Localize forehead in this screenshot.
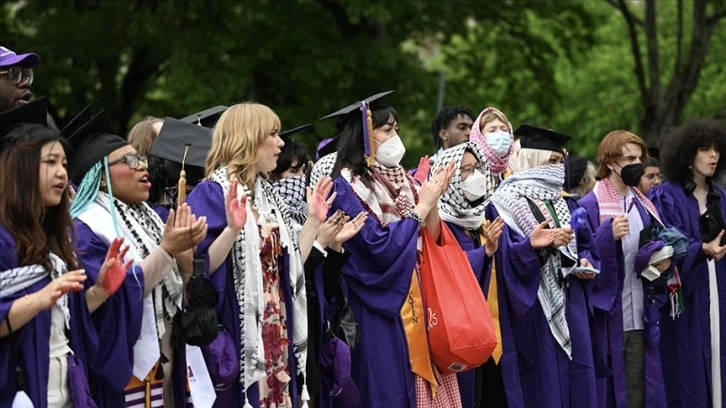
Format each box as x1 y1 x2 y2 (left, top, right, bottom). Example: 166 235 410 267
449 114 473 126
41 140 67 156
461 151 478 164
620 143 643 157
108 144 137 160
482 118 507 129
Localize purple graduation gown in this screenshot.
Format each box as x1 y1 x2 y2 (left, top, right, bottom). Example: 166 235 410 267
649 181 726 407
73 220 146 407
488 200 600 408
186 180 300 408
578 191 667 408
0 226 98 408
324 177 423 408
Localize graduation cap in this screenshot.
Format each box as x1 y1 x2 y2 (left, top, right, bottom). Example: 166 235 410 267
566 156 589 191
280 123 313 141
515 124 572 155
150 117 212 203
180 105 228 128
320 90 395 166
316 136 338 159
67 110 128 184
0 96 51 150
60 104 93 138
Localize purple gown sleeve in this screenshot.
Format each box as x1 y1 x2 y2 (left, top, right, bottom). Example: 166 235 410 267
329 178 421 318
649 185 707 295
487 205 542 320
73 220 145 393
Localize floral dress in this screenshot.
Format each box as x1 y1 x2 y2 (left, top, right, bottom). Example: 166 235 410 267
258 225 292 407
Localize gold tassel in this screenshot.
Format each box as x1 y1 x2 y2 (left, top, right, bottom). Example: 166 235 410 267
178 144 191 205
366 108 376 166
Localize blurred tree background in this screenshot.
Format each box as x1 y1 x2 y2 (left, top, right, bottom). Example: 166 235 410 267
2 0 724 167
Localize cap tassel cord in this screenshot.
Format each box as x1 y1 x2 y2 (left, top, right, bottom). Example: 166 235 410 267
361 102 376 166
178 144 191 205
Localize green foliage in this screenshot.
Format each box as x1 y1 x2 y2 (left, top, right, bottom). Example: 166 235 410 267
2 0 724 167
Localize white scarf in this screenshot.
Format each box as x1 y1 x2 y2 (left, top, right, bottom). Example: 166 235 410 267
432 142 494 229
0 252 71 330
210 166 307 392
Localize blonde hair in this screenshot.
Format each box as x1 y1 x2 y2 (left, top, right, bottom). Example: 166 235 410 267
127 116 163 155
205 103 281 190
479 110 510 131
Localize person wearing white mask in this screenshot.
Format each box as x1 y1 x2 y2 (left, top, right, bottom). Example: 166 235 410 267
431 141 512 407
324 91 461 408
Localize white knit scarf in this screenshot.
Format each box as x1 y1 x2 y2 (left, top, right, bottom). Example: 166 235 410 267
491 164 577 359
210 166 307 393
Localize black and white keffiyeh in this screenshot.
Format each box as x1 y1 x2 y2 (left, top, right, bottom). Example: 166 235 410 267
432 142 495 229
491 164 577 359
309 152 337 187
0 253 71 330
211 166 307 392
272 175 308 228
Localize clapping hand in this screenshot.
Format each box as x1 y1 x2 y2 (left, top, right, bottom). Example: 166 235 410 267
160 203 208 256
307 177 337 223
226 179 247 233
97 237 132 295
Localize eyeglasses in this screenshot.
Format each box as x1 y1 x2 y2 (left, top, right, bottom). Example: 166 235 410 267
460 162 487 175
0 66 34 85
108 153 147 170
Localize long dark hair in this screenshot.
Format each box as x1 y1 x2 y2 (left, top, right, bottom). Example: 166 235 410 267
661 119 726 186
0 124 79 271
332 104 399 187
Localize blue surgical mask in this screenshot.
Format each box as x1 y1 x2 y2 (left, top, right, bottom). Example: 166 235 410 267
485 131 512 157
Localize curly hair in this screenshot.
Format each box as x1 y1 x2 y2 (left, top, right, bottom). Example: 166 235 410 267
661 119 726 186
430 106 473 150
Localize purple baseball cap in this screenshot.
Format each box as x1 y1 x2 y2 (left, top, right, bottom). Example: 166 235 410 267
0 46 40 68
320 336 360 407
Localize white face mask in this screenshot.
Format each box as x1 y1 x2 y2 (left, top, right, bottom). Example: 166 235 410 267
462 169 488 201
375 135 406 167
485 131 512 157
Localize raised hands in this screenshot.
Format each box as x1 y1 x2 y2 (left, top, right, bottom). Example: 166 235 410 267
316 210 349 248
482 217 505 257
530 221 556 248
334 212 368 246
97 237 132 295
38 270 86 310
413 155 431 184
160 203 208 256
419 163 456 211
226 179 247 233
307 177 337 223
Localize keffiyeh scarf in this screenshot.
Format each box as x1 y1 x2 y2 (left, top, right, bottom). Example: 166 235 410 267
594 178 662 225
272 175 308 228
310 153 337 187
432 142 494 229
342 163 418 225
468 107 514 174
491 164 577 358
210 166 307 393
0 252 71 330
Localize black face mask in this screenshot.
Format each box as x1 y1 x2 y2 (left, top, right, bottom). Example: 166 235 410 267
618 163 645 187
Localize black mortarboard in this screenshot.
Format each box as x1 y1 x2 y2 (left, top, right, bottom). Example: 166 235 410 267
280 123 313 142
0 97 48 136
515 124 572 155
151 117 211 169
319 91 395 121
67 110 128 184
180 106 228 129
319 91 395 165
0 97 52 151
566 156 588 190
60 104 93 138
